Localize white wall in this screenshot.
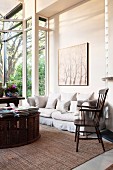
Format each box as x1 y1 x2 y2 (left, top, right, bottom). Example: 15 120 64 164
49 0 105 95
105 0 113 131
49 0 113 131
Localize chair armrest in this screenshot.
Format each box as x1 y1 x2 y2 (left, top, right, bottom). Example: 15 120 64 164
79 108 101 112
77 99 97 108
77 105 96 109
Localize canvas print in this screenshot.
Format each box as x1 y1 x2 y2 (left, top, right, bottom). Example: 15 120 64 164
58 43 88 86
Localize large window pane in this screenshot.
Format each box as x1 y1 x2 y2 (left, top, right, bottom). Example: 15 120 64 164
0 41 3 82
9 9 23 19
0 21 3 30
0 4 23 96
26 29 32 97
4 21 22 31
39 30 46 96
6 34 23 96
26 18 32 28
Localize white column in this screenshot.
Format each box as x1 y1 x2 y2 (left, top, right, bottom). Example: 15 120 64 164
105 0 109 87
32 0 39 96
22 2 27 98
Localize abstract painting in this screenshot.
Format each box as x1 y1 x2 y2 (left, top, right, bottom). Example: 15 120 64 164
58 43 89 86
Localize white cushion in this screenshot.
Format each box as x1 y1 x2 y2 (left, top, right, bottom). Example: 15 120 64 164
82 101 90 107
80 102 91 120
68 101 79 115
27 97 36 106
56 99 70 113
45 98 57 109
52 111 78 121
39 108 56 118
45 93 60 109
35 96 48 108
61 92 77 101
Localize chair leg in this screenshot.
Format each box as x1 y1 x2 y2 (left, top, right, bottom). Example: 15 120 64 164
96 126 105 152
95 126 101 143
75 126 78 142
76 125 80 152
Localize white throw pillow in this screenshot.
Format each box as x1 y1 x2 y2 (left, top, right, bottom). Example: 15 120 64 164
35 96 48 108
69 101 79 115
45 98 57 109
56 99 70 113
45 93 61 109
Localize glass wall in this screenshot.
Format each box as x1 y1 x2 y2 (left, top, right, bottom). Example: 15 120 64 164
26 17 47 97
39 30 46 96
0 4 48 98
0 16 4 82
38 17 48 96
0 4 23 96
0 38 3 82
26 29 32 97
6 33 23 95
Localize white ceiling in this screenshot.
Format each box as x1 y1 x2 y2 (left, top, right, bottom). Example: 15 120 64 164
0 0 20 16
0 0 87 18
37 0 87 18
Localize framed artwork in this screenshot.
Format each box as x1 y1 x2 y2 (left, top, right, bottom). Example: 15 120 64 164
58 43 89 86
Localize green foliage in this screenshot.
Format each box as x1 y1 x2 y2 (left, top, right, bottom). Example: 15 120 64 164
9 55 45 97
27 62 32 97
39 56 45 96
9 64 22 96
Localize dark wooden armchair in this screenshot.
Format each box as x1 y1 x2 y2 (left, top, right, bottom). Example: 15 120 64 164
74 88 109 152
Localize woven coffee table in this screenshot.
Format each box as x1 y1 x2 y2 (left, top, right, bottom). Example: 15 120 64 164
0 108 40 148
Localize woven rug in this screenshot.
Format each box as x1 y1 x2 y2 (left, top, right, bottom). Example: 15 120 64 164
105 164 113 170
0 125 113 170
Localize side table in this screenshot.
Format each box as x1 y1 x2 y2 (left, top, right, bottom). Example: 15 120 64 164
0 97 25 107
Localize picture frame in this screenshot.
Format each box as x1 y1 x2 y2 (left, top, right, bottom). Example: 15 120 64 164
58 43 89 86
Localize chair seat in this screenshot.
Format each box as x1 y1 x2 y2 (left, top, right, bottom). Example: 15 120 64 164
74 119 99 127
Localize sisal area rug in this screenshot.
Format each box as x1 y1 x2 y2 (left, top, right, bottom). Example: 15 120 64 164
0 125 113 170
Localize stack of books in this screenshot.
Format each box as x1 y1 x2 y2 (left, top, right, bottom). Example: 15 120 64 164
0 107 15 118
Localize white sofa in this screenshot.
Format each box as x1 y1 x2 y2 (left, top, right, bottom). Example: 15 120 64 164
27 92 106 132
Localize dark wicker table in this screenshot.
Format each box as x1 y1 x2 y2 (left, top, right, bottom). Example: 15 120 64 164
0 109 40 148
0 96 25 107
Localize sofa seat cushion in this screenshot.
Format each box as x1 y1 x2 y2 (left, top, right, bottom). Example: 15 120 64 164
52 111 79 122
39 108 56 118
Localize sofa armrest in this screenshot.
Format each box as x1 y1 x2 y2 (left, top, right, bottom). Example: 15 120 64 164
27 97 36 106
27 95 48 108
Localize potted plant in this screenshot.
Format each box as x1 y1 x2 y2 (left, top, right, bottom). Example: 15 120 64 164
5 84 19 97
